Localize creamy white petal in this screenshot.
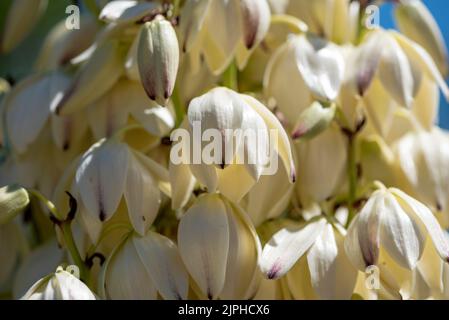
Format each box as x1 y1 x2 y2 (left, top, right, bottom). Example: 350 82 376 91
260 218 326 279
356 191 383 267
380 193 425 270
124 154 160 235
177 194 229 299
75 141 129 222
378 33 415 108
105 239 157 299
133 232 189 300
100 0 158 24
392 31 449 101
243 94 296 183
391 188 449 263
55 40 125 115
294 34 345 101
220 202 258 299
6 72 69 154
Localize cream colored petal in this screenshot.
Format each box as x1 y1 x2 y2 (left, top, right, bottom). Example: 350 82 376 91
219 203 258 299
177 194 229 299
378 34 415 108
391 188 449 263
260 218 326 279
294 34 345 101
105 238 158 299
124 154 160 236
133 231 189 300
380 193 425 270
100 1 158 24
55 40 126 115
75 141 129 222
243 94 296 183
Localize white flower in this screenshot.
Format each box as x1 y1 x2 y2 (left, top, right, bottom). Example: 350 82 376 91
138 15 179 106
21 266 96 300
394 127 449 226
179 0 271 74
260 217 358 300
170 87 295 205
344 187 449 271
100 230 189 300
395 0 448 76
74 139 169 241
177 193 261 299
295 125 347 205
264 34 344 124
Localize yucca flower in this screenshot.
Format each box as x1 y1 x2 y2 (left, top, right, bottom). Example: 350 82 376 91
21 266 96 300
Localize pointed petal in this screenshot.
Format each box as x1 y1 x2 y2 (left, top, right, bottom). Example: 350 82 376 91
55 40 126 115
99 0 158 24
242 94 296 183
392 31 449 101
177 194 230 299
294 34 345 101
239 0 271 50
124 154 161 236
356 191 383 267
75 141 129 222
394 0 448 77
378 34 415 108
260 218 327 279
380 193 425 270
133 232 189 300
105 239 158 299
6 72 69 154
169 160 195 210
391 188 449 263
178 0 212 53
219 203 259 299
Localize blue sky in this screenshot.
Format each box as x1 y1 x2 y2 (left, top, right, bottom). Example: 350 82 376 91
380 0 449 129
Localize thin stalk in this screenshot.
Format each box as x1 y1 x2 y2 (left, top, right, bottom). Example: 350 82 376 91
346 134 358 227
61 222 89 282
172 85 184 128
27 189 89 282
223 62 238 91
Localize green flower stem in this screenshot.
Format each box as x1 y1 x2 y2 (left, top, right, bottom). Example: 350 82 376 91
172 85 184 128
27 189 59 220
27 189 89 282
223 62 238 91
346 134 358 227
60 222 89 282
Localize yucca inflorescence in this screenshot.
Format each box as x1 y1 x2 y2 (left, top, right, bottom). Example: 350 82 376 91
0 0 449 300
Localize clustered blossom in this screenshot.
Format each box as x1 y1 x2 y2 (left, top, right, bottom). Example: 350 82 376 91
0 0 448 301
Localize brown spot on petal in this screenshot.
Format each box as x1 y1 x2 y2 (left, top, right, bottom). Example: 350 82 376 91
99 209 106 222
267 263 281 280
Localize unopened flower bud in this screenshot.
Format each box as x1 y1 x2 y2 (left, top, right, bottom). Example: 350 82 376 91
291 102 336 140
138 15 179 106
0 185 29 225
